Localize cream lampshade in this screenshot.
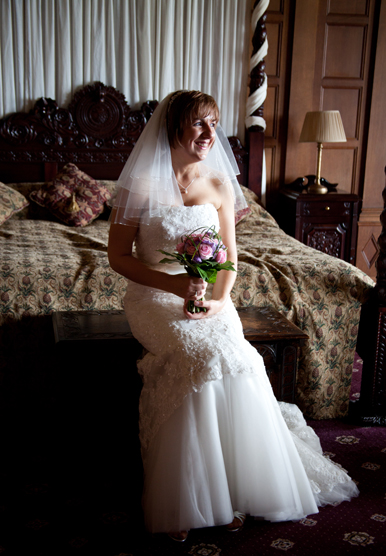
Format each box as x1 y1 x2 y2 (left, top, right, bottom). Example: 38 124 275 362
299 111 347 194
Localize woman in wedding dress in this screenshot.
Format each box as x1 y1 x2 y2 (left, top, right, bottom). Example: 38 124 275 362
108 90 359 542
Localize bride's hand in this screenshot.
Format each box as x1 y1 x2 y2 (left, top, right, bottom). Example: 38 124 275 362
183 297 226 319
169 275 207 300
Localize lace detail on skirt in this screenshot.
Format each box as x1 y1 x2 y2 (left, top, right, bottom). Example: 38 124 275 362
279 402 359 503
126 290 267 451
122 203 270 451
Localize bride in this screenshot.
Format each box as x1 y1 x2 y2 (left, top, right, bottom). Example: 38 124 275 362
108 90 358 542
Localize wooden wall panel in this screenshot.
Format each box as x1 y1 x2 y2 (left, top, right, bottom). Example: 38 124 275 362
268 0 283 12
265 23 280 77
323 148 357 188
282 0 325 195
264 147 274 193
356 0 386 277
265 0 382 275
323 87 362 139
328 0 369 16
321 9 373 197
322 87 361 139
264 0 295 206
324 25 366 79
284 0 376 195
264 85 277 139
357 221 381 278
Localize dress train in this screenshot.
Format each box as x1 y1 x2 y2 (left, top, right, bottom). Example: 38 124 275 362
141 375 358 533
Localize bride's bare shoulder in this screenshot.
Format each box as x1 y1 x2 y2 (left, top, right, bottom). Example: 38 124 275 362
200 164 230 188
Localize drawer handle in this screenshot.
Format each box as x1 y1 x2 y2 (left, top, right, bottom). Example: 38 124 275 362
324 206 331 211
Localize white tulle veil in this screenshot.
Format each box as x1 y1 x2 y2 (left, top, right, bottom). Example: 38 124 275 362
110 91 248 226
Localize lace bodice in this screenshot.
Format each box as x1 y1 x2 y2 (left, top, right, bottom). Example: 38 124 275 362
135 203 220 267
124 204 268 451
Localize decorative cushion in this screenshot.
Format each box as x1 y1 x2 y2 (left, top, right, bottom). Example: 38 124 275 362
235 205 252 225
0 182 29 225
29 164 112 227
7 183 55 221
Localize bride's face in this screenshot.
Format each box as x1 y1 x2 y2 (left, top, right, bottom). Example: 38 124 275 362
178 114 217 162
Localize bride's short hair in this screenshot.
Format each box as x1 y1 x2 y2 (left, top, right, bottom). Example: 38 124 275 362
166 90 220 149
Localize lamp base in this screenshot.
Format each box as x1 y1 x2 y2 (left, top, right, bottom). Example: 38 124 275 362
307 182 328 194
305 175 338 190
286 175 338 192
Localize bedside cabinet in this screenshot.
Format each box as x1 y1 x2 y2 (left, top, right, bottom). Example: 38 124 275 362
278 188 360 265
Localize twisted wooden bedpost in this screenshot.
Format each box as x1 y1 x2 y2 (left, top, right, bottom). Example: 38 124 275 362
352 169 386 424
245 0 269 198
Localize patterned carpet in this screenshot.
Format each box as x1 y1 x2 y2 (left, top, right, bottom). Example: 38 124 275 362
1 354 386 555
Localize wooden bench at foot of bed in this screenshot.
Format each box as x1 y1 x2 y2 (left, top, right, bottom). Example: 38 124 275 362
51 306 307 491
52 306 308 405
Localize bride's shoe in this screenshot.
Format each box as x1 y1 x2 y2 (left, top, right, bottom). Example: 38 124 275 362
226 511 246 532
168 530 189 542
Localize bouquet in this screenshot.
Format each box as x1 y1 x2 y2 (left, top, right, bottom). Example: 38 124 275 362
158 226 236 313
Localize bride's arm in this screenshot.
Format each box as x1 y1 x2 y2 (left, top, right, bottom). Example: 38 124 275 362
108 209 206 301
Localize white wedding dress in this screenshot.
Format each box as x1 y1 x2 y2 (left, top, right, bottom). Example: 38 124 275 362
123 203 359 533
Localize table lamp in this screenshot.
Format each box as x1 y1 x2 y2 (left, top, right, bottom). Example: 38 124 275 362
299 110 347 194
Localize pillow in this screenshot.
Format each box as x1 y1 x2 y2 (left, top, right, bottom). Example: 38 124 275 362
235 205 252 225
235 185 259 225
30 164 112 227
6 182 56 221
0 182 29 224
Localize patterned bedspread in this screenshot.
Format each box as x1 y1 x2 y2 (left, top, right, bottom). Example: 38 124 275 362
234 188 374 419
0 185 374 419
0 218 126 320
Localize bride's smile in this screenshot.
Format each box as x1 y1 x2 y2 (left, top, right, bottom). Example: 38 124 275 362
178 115 217 161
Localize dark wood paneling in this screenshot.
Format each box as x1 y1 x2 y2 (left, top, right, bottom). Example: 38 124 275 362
283 0 378 204
322 87 361 139
264 0 295 207
268 0 284 12
355 0 385 275
328 0 369 16
266 0 383 277
321 6 375 196
324 24 366 79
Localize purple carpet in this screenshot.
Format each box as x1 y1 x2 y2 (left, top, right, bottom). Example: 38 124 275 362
1 355 385 555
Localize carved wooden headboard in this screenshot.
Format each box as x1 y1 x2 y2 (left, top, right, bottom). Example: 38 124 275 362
0 0 269 195
0 81 251 193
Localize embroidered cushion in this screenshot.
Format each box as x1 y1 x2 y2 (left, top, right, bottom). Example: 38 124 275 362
235 206 251 225
30 164 112 227
0 182 29 225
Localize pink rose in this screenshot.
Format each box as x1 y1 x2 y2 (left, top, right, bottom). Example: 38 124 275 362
199 243 213 260
215 249 227 264
176 242 185 255
185 240 197 256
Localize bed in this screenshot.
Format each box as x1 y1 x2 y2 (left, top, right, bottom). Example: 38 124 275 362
1 79 379 423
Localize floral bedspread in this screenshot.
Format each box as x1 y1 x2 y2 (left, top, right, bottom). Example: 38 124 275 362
233 188 374 419
0 184 374 419
0 218 126 321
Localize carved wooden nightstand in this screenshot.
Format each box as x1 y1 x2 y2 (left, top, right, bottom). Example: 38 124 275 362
278 188 360 265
